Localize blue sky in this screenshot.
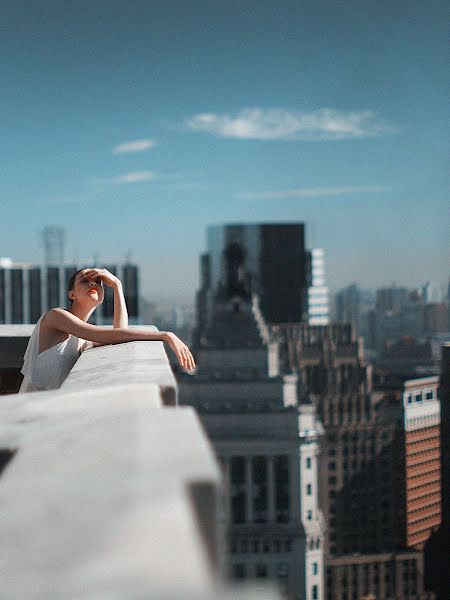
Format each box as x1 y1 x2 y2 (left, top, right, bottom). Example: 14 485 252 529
1 0 448 302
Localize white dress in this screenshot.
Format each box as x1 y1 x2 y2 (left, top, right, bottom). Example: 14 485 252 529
19 314 93 393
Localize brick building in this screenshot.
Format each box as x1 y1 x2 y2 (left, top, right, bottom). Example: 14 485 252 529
273 323 438 600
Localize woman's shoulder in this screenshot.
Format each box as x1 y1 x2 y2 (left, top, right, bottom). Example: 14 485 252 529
43 307 69 318
41 307 71 325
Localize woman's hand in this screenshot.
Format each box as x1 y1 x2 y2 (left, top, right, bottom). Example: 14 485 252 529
164 332 196 372
85 268 121 289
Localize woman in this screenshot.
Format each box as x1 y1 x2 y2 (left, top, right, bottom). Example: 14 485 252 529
19 267 195 393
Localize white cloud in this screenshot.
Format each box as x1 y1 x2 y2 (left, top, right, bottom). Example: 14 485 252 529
112 139 157 154
237 185 390 200
110 171 157 184
184 108 393 140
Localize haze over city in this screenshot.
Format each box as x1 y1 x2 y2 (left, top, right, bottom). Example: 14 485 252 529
1 1 448 302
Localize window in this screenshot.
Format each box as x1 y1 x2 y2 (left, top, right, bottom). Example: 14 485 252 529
277 563 289 578
307 484 312 495
312 584 319 599
252 456 268 523
232 564 246 580
307 510 313 520
415 393 423 403
256 564 267 578
230 457 246 524
426 390 434 400
312 562 318 575
306 457 312 469
274 455 290 523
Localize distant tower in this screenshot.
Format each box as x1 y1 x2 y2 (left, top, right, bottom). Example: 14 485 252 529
307 248 330 325
41 226 65 266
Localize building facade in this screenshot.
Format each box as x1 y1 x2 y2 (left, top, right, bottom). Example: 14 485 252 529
423 344 450 600
306 249 330 327
197 223 308 330
335 284 362 335
183 259 326 599
326 551 434 600
0 259 140 324
273 323 438 600
402 377 441 549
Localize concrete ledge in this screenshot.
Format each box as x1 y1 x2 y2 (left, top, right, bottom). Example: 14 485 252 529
0 339 281 599
64 337 178 406
0 387 221 599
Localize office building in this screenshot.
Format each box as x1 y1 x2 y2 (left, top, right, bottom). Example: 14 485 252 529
0 259 140 324
335 284 362 335
326 551 434 600
273 324 437 600
423 303 448 337
376 287 409 314
423 344 450 600
197 223 308 328
183 244 325 599
373 376 441 550
307 249 329 326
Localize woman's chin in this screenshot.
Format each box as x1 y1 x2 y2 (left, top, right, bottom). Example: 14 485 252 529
86 294 102 305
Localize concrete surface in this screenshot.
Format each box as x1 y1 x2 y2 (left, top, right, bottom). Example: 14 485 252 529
0 340 281 600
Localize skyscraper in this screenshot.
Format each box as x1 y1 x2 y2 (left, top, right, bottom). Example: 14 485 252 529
181 250 325 599
273 324 437 600
199 223 308 328
335 284 362 335
307 249 330 326
0 259 140 324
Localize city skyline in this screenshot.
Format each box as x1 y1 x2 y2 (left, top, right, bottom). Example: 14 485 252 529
1 1 448 302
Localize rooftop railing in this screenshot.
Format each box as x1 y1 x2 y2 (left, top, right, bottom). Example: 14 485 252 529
0 331 280 600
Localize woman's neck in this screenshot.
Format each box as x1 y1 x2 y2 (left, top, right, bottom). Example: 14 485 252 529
68 303 97 323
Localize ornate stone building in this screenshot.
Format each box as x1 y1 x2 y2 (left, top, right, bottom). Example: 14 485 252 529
181 246 325 600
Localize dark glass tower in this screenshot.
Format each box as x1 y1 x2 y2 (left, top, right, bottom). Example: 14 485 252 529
122 264 139 319
200 223 307 328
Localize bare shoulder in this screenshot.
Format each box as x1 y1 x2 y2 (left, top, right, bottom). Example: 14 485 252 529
42 308 114 344
43 307 76 326
44 307 93 338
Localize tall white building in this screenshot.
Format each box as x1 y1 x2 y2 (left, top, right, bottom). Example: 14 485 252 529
0 258 140 325
307 249 329 326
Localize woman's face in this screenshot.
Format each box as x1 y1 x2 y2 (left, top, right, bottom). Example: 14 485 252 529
70 269 105 305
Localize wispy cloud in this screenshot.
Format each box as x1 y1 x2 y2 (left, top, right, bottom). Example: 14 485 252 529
112 139 157 154
184 108 393 141
110 170 157 184
89 171 157 185
237 185 390 200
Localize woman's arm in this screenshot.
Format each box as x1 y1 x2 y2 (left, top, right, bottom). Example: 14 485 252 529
112 281 128 328
83 268 128 328
45 308 195 371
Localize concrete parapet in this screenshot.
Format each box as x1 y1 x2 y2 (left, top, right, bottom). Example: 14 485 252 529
64 336 178 406
0 340 280 599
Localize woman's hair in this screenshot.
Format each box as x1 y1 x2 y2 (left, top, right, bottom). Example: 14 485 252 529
67 268 86 305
